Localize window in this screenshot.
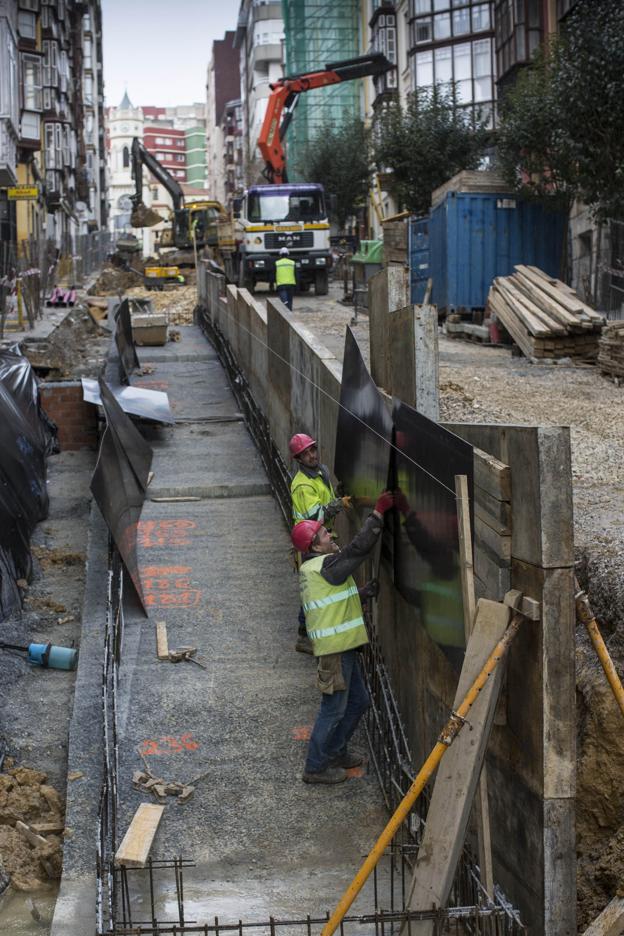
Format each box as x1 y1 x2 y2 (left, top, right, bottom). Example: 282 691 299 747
21 111 40 140
413 0 431 11
452 6 471 35
435 45 453 84
472 3 490 30
433 0 450 9
122 145 129 168
83 37 92 70
453 41 472 102
18 11 37 40
42 39 58 87
414 17 432 43
83 74 93 104
19 0 40 11
473 38 492 101
415 49 433 88
433 12 451 39
22 53 43 111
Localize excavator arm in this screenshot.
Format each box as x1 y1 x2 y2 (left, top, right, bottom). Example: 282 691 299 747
257 53 393 184
130 137 185 227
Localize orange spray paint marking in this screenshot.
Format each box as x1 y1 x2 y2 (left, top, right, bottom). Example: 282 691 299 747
138 519 196 548
292 725 312 741
135 379 169 391
346 765 366 779
139 733 199 757
142 565 201 608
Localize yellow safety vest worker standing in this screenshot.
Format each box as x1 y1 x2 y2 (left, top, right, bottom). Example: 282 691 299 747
275 248 296 310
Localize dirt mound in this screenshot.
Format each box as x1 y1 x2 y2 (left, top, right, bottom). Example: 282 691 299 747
0 765 64 892
576 639 624 928
22 307 109 380
87 266 143 296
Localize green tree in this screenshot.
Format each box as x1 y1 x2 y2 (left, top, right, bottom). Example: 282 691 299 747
372 85 490 215
496 0 624 221
496 43 578 212
555 0 624 220
298 118 371 229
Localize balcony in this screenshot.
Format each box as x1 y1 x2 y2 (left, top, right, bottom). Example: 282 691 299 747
251 42 282 68
252 2 282 23
0 121 18 186
19 111 41 149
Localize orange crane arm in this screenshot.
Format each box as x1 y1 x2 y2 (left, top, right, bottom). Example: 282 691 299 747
257 53 393 184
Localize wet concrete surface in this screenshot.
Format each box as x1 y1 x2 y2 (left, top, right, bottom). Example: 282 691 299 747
52 322 388 933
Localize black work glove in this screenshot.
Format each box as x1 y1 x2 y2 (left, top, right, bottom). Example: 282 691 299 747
323 497 345 521
359 579 379 601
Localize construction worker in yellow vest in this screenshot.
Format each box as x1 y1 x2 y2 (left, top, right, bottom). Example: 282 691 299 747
274 247 297 310
289 432 351 654
291 490 394 784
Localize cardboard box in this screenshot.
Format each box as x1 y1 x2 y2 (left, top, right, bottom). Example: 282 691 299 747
131 313 168 346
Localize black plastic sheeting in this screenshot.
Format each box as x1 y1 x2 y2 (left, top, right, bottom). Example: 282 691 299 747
334 327 393 506
392 400 473 666
0 345 58 620
334 328 473 668
90 377 152 613
114 298 140 384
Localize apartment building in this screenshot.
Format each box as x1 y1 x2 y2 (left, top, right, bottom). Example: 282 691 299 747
234 0 284 184
0 0 107 263
206 30 240 203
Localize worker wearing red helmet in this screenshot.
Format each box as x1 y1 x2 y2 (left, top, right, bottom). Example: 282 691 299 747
293 490 395 784
289 432 351 654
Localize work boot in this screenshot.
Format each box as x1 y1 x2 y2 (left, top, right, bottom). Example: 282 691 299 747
295 634 314 655
329 750 365 769
302 766 347 785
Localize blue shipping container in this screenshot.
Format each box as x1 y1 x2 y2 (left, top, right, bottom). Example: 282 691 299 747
426 192 566 312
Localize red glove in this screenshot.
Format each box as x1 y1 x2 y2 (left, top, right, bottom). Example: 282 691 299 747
374 492 395 515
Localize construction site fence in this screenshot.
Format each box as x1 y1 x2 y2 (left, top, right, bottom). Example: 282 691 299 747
0 230 116 337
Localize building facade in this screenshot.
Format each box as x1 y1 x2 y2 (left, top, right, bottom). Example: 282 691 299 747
234 0 284 185
0 0 107 266
206 30 241 202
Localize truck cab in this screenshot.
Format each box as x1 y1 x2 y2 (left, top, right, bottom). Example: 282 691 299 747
236 183 331 295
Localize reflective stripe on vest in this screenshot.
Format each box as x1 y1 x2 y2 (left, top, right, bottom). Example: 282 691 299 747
275 257 296 286
299 556 368 656
291 470 335 525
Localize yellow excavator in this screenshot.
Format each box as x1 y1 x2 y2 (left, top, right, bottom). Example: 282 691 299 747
129 137 232 267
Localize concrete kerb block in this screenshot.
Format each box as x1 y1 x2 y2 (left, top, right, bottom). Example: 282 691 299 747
289 318 336 455
318 357 342 480
237 289 253 377
225 284 238 350
248 298 268 414
267 298 293 460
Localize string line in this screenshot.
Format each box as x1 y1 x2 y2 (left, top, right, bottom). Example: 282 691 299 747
209 288 460 500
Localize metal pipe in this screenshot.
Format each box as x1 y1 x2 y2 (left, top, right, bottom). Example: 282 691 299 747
320 615 523 936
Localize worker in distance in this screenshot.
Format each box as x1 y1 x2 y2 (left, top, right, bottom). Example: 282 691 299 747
274 247 297 310
292 490 394 784
289 432 351 654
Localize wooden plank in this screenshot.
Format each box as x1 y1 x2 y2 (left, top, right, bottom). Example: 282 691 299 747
473 447 511 503
156 621 169 661
455 475 494 897
115 803 165 868
525 265 604 322
495 278 567 335
494 279 552 336
474 486 512 536
475 512 512 562
511 270 585 330
474 545 511 601
402 598 511 933
414 304 439 421
582 897 624 936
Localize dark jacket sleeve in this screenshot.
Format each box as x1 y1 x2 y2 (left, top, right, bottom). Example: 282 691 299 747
320 513 383 585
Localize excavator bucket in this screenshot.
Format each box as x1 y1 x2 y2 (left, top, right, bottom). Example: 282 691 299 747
131 202 164 228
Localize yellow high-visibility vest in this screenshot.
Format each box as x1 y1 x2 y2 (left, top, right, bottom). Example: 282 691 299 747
275 257 296 286
300 556 368 657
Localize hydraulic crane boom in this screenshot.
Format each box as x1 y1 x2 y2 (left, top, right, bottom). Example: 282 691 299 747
258 53 393 184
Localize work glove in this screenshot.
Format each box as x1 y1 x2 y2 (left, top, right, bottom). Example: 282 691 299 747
359 579 379 601
374 491 395 516
324 497 346 521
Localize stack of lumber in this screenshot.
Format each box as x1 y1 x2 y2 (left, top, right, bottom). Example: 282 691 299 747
597 320 624 378
487 265 604 361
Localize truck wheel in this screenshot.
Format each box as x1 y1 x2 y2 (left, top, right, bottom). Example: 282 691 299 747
315 270 328 296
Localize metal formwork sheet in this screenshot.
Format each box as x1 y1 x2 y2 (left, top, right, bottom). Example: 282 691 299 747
334 327 392 509
392 400 473 666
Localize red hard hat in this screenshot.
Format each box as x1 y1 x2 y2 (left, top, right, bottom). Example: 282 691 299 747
289 433 316 457
291 520 322 553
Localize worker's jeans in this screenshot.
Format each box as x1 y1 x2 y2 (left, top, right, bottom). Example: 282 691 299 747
277 285 294 310
305 649 370 774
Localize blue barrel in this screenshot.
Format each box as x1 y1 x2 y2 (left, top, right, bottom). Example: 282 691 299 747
28 642 78 670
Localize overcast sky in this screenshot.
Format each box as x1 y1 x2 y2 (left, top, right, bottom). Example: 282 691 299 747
102 0 241 108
